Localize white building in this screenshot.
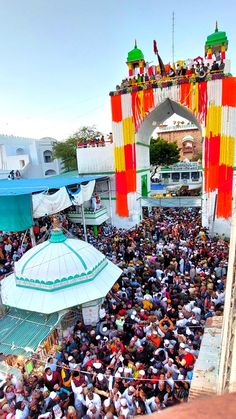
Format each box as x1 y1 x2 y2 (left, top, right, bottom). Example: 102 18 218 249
0 135 61 178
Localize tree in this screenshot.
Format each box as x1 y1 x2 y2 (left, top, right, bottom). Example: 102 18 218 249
53 126 102 172
150 137 180 167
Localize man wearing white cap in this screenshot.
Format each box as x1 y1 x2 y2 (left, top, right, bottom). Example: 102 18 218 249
119 397 132 418
122 386 136 414
85 389 102 411
86 402 100 419
68 355 77 370
176 312 188 327
164 357 176 374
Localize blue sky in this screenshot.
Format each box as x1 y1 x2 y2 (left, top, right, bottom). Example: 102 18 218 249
0 0 234 139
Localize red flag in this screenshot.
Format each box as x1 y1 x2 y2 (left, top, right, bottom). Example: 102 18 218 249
153 40 158 55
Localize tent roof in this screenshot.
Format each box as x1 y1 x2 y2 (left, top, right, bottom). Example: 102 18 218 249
0 308 59 356
0 174 105 196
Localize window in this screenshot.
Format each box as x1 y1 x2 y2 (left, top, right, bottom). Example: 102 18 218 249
191 171 200 181
181 172 190 180
161 173 170 179
43 150 53 163
172 173 180 182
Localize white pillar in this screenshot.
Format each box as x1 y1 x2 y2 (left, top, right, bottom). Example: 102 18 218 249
30 227 36 247
81 203 87 242
108 178 113 224
217 213 236 393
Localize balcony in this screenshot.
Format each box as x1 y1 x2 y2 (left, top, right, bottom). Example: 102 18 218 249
67 206 110 226
77 144 114 175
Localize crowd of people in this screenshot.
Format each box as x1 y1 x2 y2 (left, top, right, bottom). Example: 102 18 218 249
7 171 21 181
117 59 226 91
0 208 229 418
77 134 113 149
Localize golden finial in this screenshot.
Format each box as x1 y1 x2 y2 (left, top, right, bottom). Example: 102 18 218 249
51 215 61 230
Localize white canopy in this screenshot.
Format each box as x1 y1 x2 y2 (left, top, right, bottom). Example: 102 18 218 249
32 180 95 218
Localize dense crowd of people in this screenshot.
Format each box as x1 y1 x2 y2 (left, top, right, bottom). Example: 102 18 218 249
117 59 226 91
0 208 229 418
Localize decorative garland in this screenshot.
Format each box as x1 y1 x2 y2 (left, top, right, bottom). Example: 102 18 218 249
111 76 236 220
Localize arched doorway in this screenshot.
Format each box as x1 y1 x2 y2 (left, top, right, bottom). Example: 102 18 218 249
45 169 56 176
136 98 202 211
111 77 236 234
182 136 194 158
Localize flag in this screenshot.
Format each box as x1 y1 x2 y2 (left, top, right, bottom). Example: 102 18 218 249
153 40 166 77
153 40 158 55
157 53 167 77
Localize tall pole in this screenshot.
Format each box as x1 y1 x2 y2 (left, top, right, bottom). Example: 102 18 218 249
217 212 236 393
81 203 87 242
172 11 175 66
108 178 113 225
30 226 36 247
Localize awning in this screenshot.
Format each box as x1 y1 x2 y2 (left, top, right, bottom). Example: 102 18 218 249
0 175 104 196
0 174 100 231
142 196 202 208
0 308 59 356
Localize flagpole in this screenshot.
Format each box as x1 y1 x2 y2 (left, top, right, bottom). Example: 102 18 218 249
172 11 175 66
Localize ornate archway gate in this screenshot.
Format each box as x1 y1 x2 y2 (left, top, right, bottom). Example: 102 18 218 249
110 76 236 233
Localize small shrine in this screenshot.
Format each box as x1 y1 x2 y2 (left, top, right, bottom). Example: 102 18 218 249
205 21 228 60
1 226 121 315
126 40 146 76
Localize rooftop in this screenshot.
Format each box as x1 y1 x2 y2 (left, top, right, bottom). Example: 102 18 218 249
1 229 122 314
0 174 105 196
0 308 59 356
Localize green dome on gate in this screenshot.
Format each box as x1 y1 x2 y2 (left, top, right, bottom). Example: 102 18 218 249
127 40 144 63
205 22 228 48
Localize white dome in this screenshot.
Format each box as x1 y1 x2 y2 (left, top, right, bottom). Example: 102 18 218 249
15 229 107 291
2 229 122 314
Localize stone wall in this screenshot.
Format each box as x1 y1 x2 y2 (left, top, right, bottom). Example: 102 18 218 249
158 128 202 161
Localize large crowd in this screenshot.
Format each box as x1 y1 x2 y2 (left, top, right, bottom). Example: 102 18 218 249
0 208 228 418
117 59 226 91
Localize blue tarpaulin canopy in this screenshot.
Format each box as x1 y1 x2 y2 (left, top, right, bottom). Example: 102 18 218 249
0 194 33 231
0 174 105 231
0 175 104 195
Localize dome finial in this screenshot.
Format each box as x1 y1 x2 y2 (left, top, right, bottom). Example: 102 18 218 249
51 215 61 231
215 20 218 32
134 39 137 48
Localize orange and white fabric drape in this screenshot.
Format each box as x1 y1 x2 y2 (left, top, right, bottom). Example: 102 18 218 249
111 77 236 219
111 94 137 216
203 78 236 218
178 77 236 219
217 77 236 218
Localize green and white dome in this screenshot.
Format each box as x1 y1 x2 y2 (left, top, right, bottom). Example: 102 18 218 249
127 41 144 63
1 229 122 314
15 229 108 291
